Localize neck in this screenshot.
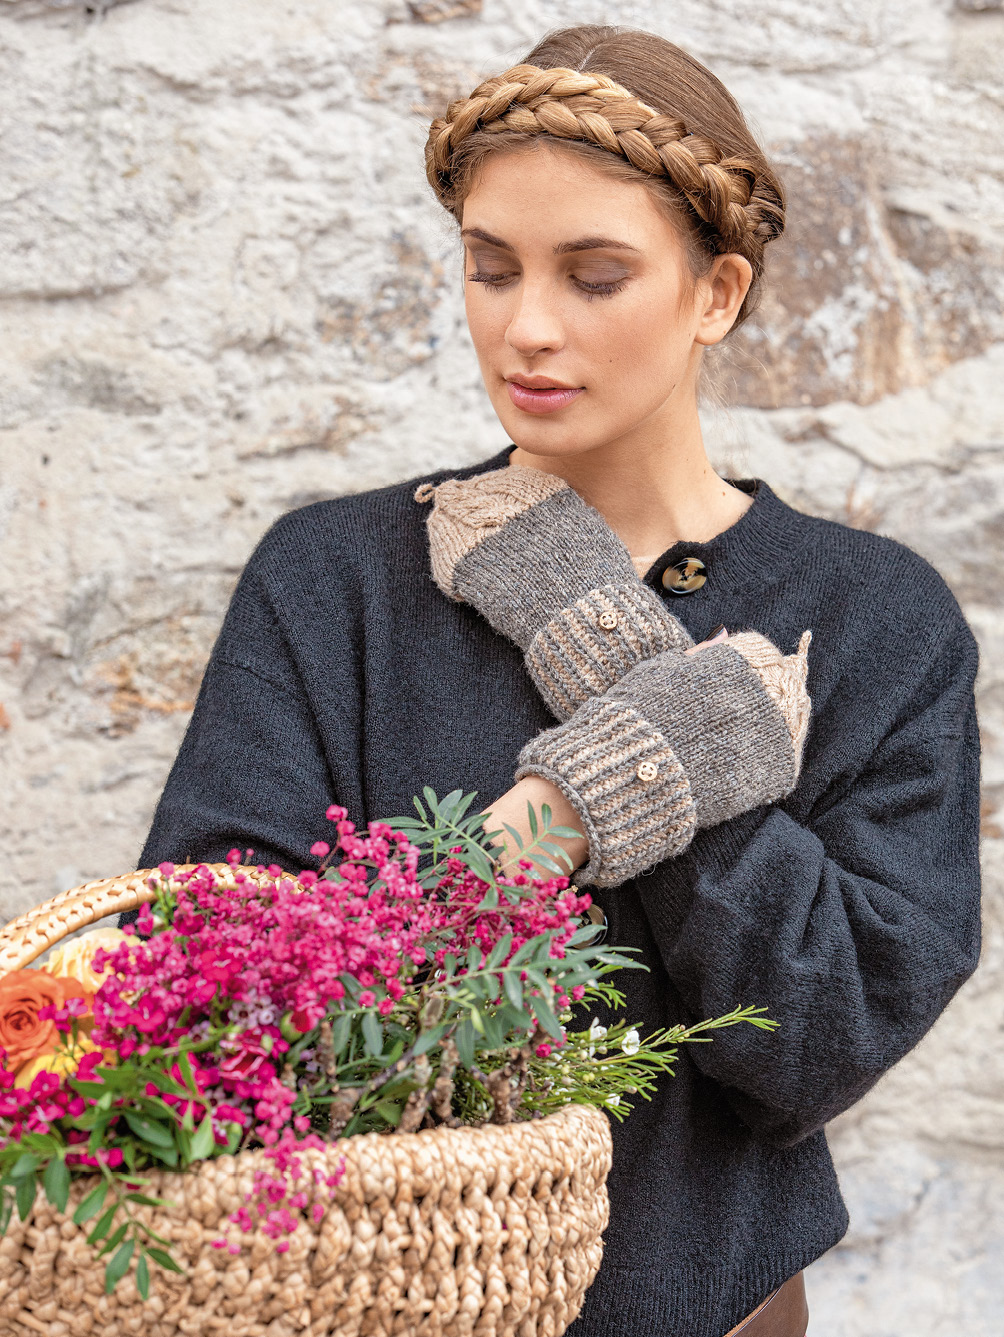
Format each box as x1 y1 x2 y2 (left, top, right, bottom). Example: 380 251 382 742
508 397 752 574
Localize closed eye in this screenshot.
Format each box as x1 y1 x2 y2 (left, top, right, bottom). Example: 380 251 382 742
466 271 628 301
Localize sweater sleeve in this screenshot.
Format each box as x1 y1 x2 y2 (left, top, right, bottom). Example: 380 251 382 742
118 526 351 931
637 613 982 1147
132 656 337 876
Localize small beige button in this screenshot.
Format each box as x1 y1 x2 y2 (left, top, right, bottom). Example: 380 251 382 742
597 610 619 630
636 761 659 782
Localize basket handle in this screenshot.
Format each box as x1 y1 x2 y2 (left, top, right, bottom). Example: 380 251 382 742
0 864 277 975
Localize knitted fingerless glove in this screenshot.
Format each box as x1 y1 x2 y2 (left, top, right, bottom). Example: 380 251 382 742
416 465 694 719
514 629 813 887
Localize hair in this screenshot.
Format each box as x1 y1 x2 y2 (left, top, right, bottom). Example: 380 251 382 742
425 24 785 331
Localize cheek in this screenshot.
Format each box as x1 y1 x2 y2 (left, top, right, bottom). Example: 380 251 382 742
463 287 506 359
592 288 693 384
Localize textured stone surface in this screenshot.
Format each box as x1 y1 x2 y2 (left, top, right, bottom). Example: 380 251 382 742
0 1 1001 1331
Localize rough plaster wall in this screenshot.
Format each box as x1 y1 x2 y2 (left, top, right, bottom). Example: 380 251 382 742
0 0 1001 1331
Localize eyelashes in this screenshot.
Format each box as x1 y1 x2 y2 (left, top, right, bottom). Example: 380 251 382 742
466 271 628 301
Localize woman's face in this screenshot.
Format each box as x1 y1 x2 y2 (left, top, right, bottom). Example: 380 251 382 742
460 141 744 462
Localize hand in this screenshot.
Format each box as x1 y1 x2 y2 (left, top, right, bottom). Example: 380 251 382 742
515 628 813 887
416 465 694 718
481 775 589 882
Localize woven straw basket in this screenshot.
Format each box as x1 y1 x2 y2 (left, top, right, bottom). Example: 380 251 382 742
0 867 613 1337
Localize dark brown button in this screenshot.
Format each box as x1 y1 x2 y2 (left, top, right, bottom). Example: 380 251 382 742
662 556 707 595
585 902 608 944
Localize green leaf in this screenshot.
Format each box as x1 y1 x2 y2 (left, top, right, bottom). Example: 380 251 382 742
374 1100 403 1126
72 1187 109 1224
329 1009 352 1055
145 1245 185 1274
485 933 513 971
136 1253 150 1301
42 1157 70 1213
15 1173 37 1221
531 852 567 876
123 1112 176 1150
529 989 563 1041
190 1115 215 1163
507 938 541 968
464 847 496 884
98 1221 129 1257
455 1019 475 1069
481 1012 505 1051
413 1024 447 1057
87 1203 118 1245
526 802 539 840
0 1186 14 1235
361 1011 383 1058
7 1153 40 1181
475 885 499 912
67 1078 107 1100
73 1179 109 1225
104 1238 134 1293
438 788 464 821
501 823 525 851
124 1193 170 1209
176 1051 196 1092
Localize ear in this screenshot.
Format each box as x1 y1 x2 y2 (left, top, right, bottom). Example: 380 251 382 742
695 253 753 346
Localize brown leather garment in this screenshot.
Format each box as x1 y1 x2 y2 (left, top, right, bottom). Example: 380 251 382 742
722 1272 808 1337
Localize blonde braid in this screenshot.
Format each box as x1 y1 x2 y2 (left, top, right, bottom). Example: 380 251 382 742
425 64 767 253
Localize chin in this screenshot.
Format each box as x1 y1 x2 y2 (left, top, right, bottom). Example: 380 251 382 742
496 406 609 460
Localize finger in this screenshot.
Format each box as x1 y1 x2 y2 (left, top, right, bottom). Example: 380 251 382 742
685 626 728 655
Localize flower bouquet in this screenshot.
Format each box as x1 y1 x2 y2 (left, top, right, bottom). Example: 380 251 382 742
0 791 776 1337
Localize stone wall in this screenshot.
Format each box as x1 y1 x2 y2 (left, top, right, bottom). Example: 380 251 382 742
1 1 1001 1331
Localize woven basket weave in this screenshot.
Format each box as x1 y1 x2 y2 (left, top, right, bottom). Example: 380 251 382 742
0 867 613 1337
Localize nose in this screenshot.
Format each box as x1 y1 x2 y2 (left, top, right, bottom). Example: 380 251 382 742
504 277 565 358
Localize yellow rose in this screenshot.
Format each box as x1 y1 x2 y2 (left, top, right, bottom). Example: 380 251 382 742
42 927 130 994
13 1032 103 1088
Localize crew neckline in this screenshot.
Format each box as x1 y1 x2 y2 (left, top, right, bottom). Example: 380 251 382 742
458 445 813 598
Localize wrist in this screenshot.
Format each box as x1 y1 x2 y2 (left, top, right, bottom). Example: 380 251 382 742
482 775 589 880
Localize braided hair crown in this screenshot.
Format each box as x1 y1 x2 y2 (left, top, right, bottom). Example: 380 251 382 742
425 28 786 329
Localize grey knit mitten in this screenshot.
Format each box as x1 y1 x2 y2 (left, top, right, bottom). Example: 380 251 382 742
415 465 694 719
515 629 813 887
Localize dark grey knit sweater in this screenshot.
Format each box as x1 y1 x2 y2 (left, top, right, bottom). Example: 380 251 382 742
122 445 982 1337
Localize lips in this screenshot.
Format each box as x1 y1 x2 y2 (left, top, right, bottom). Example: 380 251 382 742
506 379 584 415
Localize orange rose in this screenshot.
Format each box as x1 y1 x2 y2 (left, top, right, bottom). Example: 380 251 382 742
0 969 91 1076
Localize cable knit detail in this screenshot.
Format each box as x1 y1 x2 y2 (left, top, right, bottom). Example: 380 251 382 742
419 465 568 598
726 630 813 765
526 583 696 720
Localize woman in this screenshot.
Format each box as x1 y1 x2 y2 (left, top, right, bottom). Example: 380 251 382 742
122 24 982 1337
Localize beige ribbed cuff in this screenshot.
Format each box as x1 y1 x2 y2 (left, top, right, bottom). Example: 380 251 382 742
525 583 695 720
515 695 697 888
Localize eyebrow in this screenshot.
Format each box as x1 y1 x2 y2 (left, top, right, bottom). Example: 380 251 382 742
460 226 640 255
